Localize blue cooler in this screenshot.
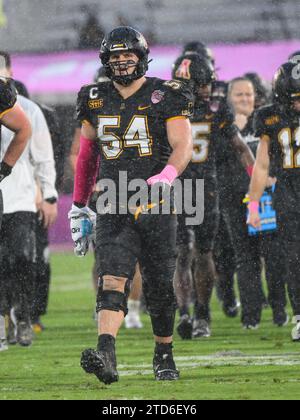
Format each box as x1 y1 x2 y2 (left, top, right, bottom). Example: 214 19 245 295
246 186 277 236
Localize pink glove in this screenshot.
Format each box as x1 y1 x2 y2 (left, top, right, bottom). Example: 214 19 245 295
147 165 178 186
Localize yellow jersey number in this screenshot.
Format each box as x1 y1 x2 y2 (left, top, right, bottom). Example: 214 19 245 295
191 123 211 164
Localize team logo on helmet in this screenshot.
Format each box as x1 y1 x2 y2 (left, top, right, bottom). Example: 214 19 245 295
110 43 129 51
175 59 192 80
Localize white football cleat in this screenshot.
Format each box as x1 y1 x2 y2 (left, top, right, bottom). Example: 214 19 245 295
0 315 8 351
0 339 8 352
125 300 143 329
125 312 143 329
292 316 300 342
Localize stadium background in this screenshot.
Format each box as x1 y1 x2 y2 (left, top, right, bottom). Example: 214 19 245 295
0 0 299 249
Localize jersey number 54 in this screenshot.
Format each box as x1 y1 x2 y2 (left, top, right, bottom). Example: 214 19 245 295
98 116 153 159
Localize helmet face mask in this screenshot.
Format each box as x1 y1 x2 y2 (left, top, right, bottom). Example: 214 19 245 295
194 83 212 102
107 52 140 86
290 97 300 114
100 27 150 86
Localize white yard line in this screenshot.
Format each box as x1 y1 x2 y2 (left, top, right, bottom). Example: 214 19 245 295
118 353 300 376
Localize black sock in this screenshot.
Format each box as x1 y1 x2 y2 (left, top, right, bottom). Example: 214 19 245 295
194 302 210 322
97 334 115 352
179 306 190 317
155 342 173 355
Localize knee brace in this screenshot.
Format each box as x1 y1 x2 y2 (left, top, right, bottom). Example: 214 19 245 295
96 277 131 316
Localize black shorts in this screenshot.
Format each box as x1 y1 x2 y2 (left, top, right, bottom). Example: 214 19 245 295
0 212 37 263
177 181 219 254
96 213 177 280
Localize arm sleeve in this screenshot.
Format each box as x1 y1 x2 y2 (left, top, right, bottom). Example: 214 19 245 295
73 136 100 206
30 104 58 200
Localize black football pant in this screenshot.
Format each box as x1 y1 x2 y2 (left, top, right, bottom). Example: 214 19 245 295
96 212 178 338
278 212 300 316
31 218 51 321
221 192 265 325
0 190 3 230
214 213 236 307
0 212 36 323
218 199 287 321
259 233 287 316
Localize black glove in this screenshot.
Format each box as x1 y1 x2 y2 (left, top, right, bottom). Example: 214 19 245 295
0 161 13 183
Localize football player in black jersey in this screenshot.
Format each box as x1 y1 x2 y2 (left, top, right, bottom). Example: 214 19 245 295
249 62 300 341
0 77 31 227
172 54 255 338
13 80 63 333
227 77 288 328
69 27 193 384
0 76 31 351
70 67 144 330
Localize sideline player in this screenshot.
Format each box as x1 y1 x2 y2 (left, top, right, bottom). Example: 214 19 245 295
248 62 300 341
0 76 31 351
173 54 255 338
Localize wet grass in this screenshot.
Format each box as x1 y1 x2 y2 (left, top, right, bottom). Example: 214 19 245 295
0 253 299 400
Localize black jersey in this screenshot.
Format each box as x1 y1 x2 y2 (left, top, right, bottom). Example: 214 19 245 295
254 103 300 213
0 78 17 156
188 100 237 182
0 78 17 118
76 78 193 185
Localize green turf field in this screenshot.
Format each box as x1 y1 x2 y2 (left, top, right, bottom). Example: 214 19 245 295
0 252 299 400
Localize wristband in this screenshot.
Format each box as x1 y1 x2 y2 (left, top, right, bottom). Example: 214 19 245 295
161 164 178 184
248 201 259 213
247 165 254 177
147 164 178 186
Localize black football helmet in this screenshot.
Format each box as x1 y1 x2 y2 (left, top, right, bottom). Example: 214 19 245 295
172 54 216 88
99 26 150 86
288 50 300 63
93 66 110 83
273 62 300 107
182 41 215 66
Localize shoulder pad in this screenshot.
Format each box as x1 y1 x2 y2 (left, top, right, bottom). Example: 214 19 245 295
162 79 194 102
163 79 185 91
256 104 281 127
0 78 17 115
